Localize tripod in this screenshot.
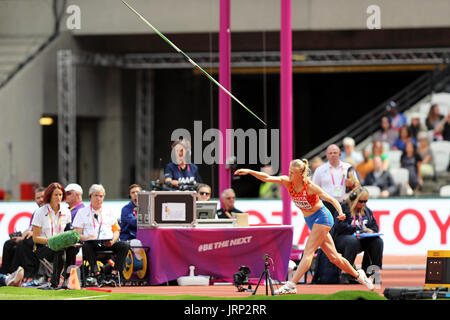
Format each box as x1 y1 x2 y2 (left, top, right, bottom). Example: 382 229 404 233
252 254 275 296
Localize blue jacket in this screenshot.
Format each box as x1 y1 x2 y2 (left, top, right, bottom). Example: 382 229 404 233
120 201 137 241
164 162 202 186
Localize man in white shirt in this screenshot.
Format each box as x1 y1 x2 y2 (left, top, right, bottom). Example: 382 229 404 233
312 144 360 208
73 184 129 285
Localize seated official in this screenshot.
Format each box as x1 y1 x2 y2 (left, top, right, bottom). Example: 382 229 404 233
65 183 85 221
73 184 130 285
32 183 78 289
164 139 202 190
333 187 383 283
0 187 44 281
196 183 212 201
119 184 142 241
363 156 398 197
217 188 242 219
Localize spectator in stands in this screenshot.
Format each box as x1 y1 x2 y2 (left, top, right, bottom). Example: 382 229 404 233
386 101 407 132
73 184 130 286
217 188 242 219
312 144 360 209
356 149 373 182
392 125 417 152
0 187 44 279
120 184 142 241
409 112 427 140
334 187 383 283
65 183 85 222
310 156 324 173
196 183 212 201
434 109 450 141
32 182 78 289
401 141 423 195
364 156 398 197
0 266 24 287
259 165 281 199
164 139 202 190
369 140 389 171
373 116 398 148
425 103 444 136
340 137 363 166
417 131 435 180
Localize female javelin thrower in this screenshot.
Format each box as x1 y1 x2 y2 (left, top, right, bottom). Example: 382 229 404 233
234 159 374 294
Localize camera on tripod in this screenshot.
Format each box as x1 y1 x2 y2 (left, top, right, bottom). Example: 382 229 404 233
233 265 251 292
150 180 164 191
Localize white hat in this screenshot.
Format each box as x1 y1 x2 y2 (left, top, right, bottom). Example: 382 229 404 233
65 183 83 194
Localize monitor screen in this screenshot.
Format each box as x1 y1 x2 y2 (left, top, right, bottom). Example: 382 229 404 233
196 201 218 219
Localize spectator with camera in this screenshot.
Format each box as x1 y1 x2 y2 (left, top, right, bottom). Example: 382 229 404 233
363 156 398 197
119 183 142 241
217 188 243 219
334 187 383 284
164 139 202 191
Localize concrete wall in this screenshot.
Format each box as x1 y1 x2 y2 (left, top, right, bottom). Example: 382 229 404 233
0 32 79 199
0 0 54 36
62 0 450 34
3 0 450 36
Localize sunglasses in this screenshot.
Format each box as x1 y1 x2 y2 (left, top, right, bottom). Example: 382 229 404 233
199 192 210 196
358 200 368 204
225 197 235 200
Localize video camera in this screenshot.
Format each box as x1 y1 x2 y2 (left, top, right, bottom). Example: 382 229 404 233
9 231 22 239
233 265 252 292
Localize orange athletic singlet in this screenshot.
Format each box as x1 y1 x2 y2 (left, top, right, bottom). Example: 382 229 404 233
288 181 320 210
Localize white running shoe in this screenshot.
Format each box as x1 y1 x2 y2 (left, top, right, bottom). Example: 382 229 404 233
274 281 297 295
356 269 374 291
6 266 24 287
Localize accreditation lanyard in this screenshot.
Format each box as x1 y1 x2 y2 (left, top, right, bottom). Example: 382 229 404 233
90 204 103 232
329 165 345 186
47 206 61 236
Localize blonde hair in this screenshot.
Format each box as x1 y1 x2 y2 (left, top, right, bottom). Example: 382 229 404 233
289 159 310 181
346 186 369 217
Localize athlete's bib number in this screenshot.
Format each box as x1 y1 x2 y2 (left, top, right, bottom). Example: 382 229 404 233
294 200 313 210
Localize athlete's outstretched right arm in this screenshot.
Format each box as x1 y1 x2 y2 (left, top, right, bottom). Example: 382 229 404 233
234 169 289 185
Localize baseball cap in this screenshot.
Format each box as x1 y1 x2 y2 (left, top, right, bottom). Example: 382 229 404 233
386 100 397 111
65 183 83 194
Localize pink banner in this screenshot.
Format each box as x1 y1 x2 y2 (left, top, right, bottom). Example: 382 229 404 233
137 226 293 285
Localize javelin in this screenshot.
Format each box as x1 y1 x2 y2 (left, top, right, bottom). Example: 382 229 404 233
120 0 266 126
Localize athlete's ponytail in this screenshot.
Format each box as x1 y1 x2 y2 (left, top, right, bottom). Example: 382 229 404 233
289 159 311 180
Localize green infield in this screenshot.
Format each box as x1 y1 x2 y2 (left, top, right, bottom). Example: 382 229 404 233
0 287 386 300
